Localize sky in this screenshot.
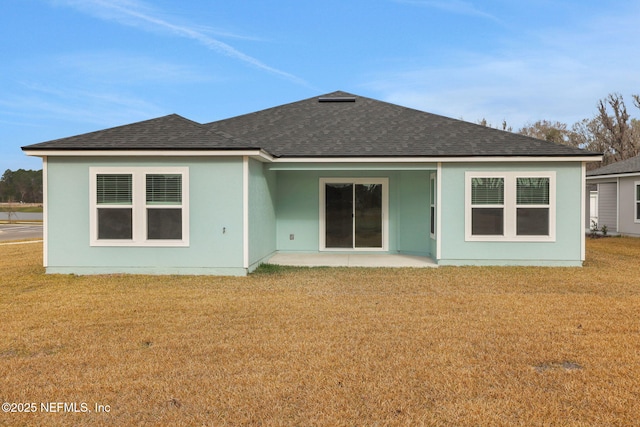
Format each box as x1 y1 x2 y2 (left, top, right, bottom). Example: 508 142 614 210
2 0 640 171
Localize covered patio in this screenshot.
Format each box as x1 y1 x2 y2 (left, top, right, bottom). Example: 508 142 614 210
266 253 438 268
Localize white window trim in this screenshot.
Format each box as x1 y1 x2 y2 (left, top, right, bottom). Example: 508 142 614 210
90 167 189 247
465 171 556 242
635 181 640 224
430 172 436 239
319 177 389 251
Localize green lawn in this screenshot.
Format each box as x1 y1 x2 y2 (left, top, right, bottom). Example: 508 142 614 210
1 238 639 426
0 205 43 213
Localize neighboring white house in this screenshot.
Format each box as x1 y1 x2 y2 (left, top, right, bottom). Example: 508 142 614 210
586 155 640 237
22 91 602 275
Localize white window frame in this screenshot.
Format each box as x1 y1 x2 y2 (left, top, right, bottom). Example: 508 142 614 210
635 181 640 223
430 173 436 239
90 167 189 247
319 177 389 251
465 171 556 242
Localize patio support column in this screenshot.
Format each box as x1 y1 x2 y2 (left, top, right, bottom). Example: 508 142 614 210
436 162 442 261
42 156 48 267
581 162 586 261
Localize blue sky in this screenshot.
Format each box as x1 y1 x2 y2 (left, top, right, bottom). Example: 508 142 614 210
3 0 639 171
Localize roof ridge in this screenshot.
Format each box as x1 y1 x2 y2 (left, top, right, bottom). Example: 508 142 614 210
206 90 359 127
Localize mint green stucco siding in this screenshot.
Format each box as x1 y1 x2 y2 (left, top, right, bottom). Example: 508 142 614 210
45 156 246 275
438 162 584 266
248 159 277 270
272 166 435 257
41 156 585 275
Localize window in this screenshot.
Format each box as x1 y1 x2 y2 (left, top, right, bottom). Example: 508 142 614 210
146 174 183 240
465 172 555 242
96 174 132 240
516 177 549 235
471 177 504 236
430 173 437 238
635 182 640 222
90 167 189 246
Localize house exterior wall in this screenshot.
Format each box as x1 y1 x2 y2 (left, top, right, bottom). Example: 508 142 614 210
248 158 277 270
596 182 618 233
617 177 640 236
45 156 246 275
42 156 589 274
396 171 431 256
438 162 584 266
585 184 596 229
272 166 434 257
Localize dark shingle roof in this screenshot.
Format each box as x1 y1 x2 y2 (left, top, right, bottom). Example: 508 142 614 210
22 114 249 151
587 155 640 177
23 91 600 159
206 91 599 158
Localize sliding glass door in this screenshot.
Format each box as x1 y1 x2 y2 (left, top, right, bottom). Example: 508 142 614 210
325 183 354 248
321 178 388 250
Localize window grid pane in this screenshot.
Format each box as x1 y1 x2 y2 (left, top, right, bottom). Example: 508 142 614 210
146 174 182 205
517 178 549 205
517 208 549 235
97 208 132 239
97 174 132 205
471 178 504 204
472 208 504 235
147 208 182 240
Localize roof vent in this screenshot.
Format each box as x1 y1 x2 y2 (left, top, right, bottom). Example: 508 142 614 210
318 96 356 103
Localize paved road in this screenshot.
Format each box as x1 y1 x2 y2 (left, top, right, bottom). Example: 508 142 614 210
0 212 43 221
0 224 43 242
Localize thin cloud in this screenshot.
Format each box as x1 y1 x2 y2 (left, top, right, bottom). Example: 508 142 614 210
51 0 310 87
2 82 165 126
394 0 500 22
55 52 213 84
366 4 640 129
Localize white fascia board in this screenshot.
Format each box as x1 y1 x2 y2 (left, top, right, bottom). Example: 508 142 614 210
23 150 599 164
270 156 601 163
23 149 274 162
586 171 640 180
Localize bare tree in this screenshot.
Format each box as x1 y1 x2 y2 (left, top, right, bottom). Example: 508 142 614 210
477 118 512 132
519 120 573 145
595 93 640 163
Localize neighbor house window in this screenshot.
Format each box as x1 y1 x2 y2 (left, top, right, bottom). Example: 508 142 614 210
465 171 555 242
635 182 640 222
90 167 189 246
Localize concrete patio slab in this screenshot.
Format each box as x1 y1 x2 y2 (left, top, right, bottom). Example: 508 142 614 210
266 253 437 268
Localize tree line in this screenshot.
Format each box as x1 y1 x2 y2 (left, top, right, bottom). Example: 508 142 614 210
0 169 43 203
483 93 640 170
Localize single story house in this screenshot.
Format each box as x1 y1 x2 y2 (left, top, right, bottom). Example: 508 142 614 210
586 155 640 236
23 91 601 275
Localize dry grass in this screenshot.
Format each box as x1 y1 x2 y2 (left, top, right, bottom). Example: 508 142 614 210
1 239 639 426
